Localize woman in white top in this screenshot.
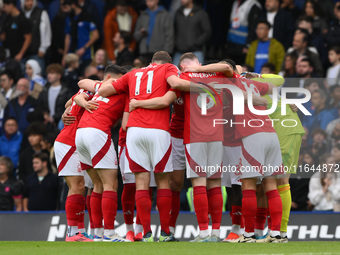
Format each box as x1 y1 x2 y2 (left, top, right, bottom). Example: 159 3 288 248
308 152 340 211
326 46 340 88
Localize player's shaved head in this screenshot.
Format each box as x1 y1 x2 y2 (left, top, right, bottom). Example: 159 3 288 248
104 64 127 79
179 52 199 70
151 51 172 64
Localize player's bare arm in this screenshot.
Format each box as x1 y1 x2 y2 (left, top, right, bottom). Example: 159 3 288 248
77 79 100 93
74 93 99 113
129 91 177 112
183 63 233 77
97 79 118 97
65 98 72 108
167 75 206 92
61 106 75 126
242 90 268 106
121 112 129 131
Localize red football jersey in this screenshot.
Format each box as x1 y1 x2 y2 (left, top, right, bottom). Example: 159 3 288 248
112 63 178 132
223 85 242 147
118 102 129 147
55 89 93 146
231 73 276 139
170 92 185 139
182 72 224 144
78 91 128 136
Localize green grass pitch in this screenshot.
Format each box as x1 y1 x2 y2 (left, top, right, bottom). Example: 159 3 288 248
1 241 340 255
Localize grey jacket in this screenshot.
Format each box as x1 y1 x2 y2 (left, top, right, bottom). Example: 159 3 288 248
134 7 174 55
174 5 211 53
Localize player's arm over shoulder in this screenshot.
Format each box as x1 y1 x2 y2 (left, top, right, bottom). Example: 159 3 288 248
251 73 285 94
129 90 178 112
78 79 100 93
183 63 233 77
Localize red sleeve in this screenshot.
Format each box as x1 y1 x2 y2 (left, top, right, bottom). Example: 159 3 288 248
112 73 130 94
252 80 269 96
169 88 181 98
124 94 129 112
165 64 180 80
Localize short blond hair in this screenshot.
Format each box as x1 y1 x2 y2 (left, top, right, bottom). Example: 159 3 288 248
64 53 79 67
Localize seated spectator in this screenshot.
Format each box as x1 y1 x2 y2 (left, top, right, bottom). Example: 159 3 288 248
83 65 98 79
134 0 174 59
91 48 109 68
18 122 46 181
41 132 58 174
303 0 328 35
63 53 80 94
297 16 328 67
0 156 22 211
286 30 323 77
259 0 295 50
4 78 38 133
25 59 46 99
290 150 314 211
310 128 330 158
0 117 23 170
308 154 340 211
283 57 319 99
303 90 338 144
326 46 340 88
103 0 138 63
38 64 71 126
325 2 340 48
260 62 276 74
278 52 297 78
245 20 285 74
0 71 19 131
329 85 340 109
113 31 135 66
23 152 59 211
133 56 148 69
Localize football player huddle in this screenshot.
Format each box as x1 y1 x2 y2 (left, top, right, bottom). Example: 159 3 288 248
54 51 304 243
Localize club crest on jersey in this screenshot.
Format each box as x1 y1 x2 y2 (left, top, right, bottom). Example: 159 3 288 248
175 97 184 105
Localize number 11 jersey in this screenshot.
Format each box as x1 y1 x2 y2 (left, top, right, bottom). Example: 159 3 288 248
112 63 179 132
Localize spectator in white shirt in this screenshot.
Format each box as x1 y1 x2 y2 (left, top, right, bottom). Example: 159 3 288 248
308 153 340 211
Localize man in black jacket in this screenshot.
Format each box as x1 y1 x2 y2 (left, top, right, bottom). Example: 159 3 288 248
173 0 211 66
259 0 295 50
113 30 135 66
38 64 71 126
325 2 340 48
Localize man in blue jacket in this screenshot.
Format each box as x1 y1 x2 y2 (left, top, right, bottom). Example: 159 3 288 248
0 117 22 171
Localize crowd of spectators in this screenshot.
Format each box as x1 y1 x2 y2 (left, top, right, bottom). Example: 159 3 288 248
0 0 340 212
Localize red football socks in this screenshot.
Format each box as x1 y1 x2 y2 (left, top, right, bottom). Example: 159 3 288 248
255 207 267 231
91 192 103 229
136 190 152 234
102 191 118 230
66 194 84 227
86 194 94 229
193 186 209 231
242 190 257 234
266 190 282 232
231 205 243 226
207 187 223 230
122 184 136 225
157 189 172 234
169 190 180 228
